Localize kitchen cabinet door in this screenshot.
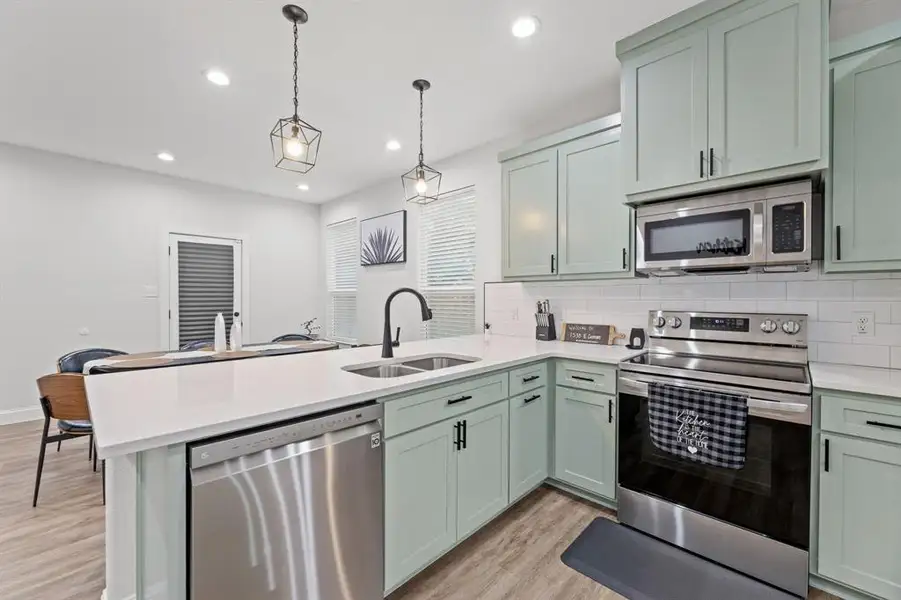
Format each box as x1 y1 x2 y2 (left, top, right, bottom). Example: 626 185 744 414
509 391 549 502
707 0 824 179
818 435 901 600
557 129 631 276
501 148 558 277
456 401 510 540
830 40 901 268
554 386 616 500
621 31 708 195
384 419 457 591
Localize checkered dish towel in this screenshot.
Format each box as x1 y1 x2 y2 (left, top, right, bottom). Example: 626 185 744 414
647 382 749 470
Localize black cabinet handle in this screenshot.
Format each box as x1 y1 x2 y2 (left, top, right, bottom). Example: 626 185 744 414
550 254 556 274
447 395 472 406
709 148 714 177
866 420 901 431
700 150 705 178
524 394 541 405
608 400 613 424
522 375 540 383
836 226 842 261
572 375 595 382
461 420 467 450
622 247 627 270
453 422 461 451
824 438 830 472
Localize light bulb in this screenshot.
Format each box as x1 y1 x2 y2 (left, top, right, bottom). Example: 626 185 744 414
415 177 428 195
284 136 306 158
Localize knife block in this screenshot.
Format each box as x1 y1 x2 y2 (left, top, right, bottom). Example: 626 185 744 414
535 313 557 341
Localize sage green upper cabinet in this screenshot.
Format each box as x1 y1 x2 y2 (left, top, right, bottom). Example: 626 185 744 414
818 435 901 600
456 401 510 539
621 32 708 195
554 386 616 500
617 0 828 204
384 419 457 591
707 0 823 178
509 390 549 502
501 148 558 278
558 129 631 275
828 39 901 271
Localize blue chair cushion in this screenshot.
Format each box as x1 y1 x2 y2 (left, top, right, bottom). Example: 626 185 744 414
58 420 93 433
58 348 128 373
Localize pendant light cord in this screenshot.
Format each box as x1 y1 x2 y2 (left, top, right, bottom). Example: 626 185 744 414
292 19 299 122
419 88 425 165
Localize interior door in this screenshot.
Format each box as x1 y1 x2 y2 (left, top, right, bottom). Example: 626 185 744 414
707 0 823 178
831 40 901 265
501 148 558 277
557 129 631 275
168 233 242 350
621 31 708 195
456 402 509 540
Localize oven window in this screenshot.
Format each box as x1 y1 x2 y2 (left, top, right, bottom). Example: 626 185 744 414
644 209 751 262
618 392 811 550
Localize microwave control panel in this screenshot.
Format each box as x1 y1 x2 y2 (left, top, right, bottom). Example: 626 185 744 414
771 202 805 254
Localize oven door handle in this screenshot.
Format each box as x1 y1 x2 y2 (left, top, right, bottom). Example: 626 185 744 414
746 399 808 413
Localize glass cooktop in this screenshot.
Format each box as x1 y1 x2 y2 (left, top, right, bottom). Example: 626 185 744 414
624 353 809 384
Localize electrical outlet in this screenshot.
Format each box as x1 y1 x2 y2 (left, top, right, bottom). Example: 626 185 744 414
854 311 875 337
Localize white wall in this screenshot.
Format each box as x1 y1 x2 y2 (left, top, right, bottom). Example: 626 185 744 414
0 143 321 422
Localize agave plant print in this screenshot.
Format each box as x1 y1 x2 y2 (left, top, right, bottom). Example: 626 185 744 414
361 210 407 266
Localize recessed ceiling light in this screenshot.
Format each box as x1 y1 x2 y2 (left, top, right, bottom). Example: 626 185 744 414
297 183 310 191
204 69 230 86
512 16 540 38
157 152 175 162
386 139 402 151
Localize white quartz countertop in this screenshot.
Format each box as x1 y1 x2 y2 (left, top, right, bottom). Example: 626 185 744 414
86 334 644 459
809 362 901 398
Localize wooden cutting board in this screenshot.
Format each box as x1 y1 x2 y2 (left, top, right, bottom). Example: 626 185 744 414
561 323 627 345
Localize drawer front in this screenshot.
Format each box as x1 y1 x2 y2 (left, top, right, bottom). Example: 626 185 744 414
556 360 617 395
509 362 549 397
384 373 509 438
821 392 901 445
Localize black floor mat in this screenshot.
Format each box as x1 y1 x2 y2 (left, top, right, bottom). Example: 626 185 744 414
561 517 799 600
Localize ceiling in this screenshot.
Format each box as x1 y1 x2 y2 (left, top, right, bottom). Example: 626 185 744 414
0 0 704 204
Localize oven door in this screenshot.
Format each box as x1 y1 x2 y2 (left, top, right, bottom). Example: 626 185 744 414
635 200 765 274
617 373 811 551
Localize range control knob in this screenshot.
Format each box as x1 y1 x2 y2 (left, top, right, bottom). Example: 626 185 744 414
653 316 666 328
667 316 683 329
760 319 778 334
782 320 802 335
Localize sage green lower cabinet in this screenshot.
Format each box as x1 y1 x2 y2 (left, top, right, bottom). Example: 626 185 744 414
509 390 549 502
384 418 458 592
553 386 616 500
818 435 901 600
456 401 510 539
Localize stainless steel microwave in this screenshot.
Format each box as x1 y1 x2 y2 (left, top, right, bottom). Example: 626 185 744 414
635 180 822 276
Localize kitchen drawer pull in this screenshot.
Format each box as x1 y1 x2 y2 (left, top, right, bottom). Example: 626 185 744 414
866 420 901 431
709 148 714 177
824 438 830 472
453 422 461 451
461 420 467 449
524 394 541 405
522 375 540 383
550 254 556 274
622 247 627 270
699 150 704 179
836 226 842 261
572 375 595 383
608 400 613 423
447 395 473 406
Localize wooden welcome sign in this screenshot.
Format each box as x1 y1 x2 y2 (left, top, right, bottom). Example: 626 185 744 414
561 323 626 345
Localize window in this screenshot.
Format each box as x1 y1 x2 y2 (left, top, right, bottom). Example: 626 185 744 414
168 234 243 350
326 218 358 343
419 186 477 339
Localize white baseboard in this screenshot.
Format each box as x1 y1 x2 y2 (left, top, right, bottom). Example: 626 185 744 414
0 406 42 425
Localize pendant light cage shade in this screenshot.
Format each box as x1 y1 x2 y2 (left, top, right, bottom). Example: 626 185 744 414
270 117 322 174
402 163 442 205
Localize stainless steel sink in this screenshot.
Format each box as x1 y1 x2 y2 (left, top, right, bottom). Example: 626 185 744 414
342 354 480 378
399 356 477 371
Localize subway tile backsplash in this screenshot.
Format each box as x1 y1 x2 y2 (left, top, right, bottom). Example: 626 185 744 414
484 262 901 370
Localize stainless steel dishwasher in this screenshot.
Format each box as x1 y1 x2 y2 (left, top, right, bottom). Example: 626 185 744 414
188 402 383 600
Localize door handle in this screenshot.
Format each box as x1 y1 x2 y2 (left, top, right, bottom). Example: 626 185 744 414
709 148 714 177
824 438 830 472
608 400 614 423
835 226 842 261
447 395 472 406
461 420 467 450
700 150 705 179
453 422 461 451
550 254 556 274
622 247 627 270
866 420 901 431
524 394 541 405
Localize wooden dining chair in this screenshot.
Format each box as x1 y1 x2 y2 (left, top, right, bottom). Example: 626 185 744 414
33 373 104 507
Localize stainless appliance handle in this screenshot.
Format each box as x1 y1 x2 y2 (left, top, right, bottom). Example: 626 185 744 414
618 375 810 426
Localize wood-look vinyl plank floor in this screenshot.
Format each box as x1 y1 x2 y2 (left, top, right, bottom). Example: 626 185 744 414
0 421 838 600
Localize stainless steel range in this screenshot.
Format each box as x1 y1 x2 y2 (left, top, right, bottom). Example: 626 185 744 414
618 311 812 597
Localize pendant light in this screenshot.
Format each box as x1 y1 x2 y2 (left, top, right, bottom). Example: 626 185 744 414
402 79 442 204
270 5 322 174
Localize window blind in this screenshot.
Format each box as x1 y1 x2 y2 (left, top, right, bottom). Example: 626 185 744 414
177 241 235 347
419 187 477 339
326 218 358 343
